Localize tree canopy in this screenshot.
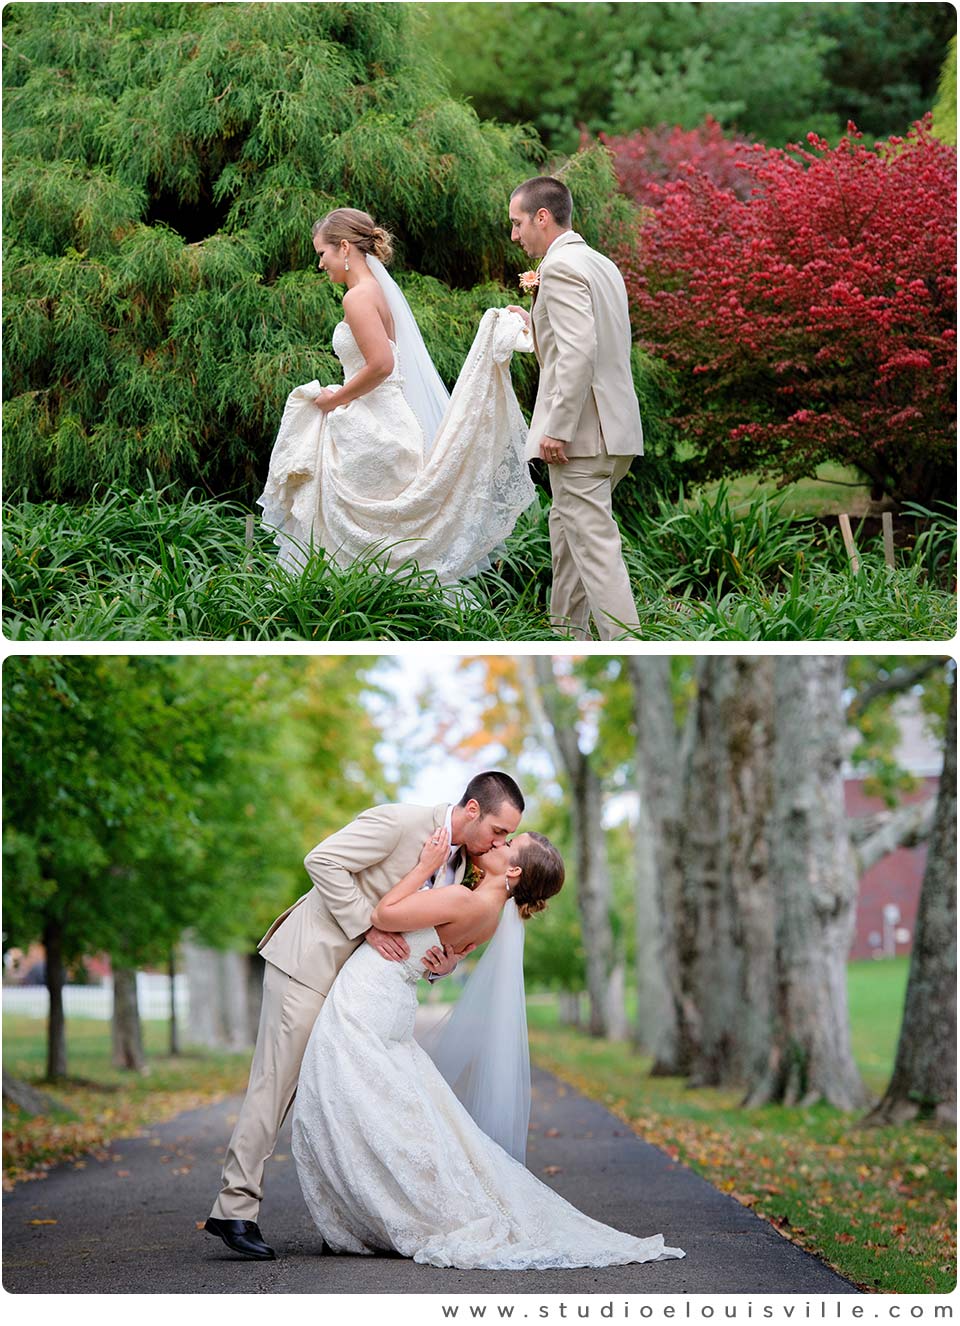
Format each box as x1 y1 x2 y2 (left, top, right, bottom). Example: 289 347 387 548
2 655 389 964
418 2 955 153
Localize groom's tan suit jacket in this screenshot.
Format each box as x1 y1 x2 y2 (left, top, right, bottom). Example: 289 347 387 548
258 801 466 995
526 230 643 461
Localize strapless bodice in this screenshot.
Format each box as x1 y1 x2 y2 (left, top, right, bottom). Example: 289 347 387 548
397 926 442 982
341 925 440 990
332 319 403 385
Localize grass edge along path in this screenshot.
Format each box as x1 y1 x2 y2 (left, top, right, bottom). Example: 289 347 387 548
2 1016 252 1190
526 1020 956 1297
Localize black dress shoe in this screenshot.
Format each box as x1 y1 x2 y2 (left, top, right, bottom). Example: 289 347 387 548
204 1217 276 1260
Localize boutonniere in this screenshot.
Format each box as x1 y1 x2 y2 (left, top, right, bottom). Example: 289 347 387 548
518 267 540 294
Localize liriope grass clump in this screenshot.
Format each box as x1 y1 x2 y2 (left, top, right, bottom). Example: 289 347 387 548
1 483 555 641
3 486 954 642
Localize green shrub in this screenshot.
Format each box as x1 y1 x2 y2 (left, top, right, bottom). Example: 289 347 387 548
2 3 638 503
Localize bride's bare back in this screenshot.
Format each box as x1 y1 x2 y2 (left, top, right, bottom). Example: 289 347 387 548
434 884 506 953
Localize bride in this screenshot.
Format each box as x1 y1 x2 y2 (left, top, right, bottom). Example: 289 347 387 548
256 208 536 582
291 829 686 1272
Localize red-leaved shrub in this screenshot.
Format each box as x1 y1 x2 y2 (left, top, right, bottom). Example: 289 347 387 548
622 116 956 504
600 117 757 207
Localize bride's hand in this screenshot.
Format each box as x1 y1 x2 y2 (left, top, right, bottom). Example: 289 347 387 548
419 828 450 873
313 387 342 414
505 304 531 329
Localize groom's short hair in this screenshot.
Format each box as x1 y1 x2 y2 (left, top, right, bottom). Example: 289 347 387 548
459 771 524 816
512 176 573 228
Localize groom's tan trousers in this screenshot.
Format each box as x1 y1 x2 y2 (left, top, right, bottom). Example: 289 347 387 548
209 961 325 1222
548 451 639 641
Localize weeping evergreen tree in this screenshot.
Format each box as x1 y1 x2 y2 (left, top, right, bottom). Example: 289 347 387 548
3 2 639 502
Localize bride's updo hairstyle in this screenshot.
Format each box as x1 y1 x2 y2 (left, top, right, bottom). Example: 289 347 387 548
511 832 565 920
313 208 394 265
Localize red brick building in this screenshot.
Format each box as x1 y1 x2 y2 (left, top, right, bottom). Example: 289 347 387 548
845 777 938 960
845 695 944 962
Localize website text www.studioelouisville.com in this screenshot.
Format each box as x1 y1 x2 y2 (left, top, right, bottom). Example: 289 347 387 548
430 1299 955 1325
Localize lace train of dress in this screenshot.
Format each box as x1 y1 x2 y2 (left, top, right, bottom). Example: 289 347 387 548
291 928 686 1271
256 309 536 583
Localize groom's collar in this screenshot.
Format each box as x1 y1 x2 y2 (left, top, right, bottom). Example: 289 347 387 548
542 230 585 261
442 803 463 858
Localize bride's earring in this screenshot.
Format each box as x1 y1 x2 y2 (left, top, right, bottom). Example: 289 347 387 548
343 247 350 273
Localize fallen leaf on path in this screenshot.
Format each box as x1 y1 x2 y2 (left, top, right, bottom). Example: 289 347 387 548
543 1166 562 1176
27 1219 57 1225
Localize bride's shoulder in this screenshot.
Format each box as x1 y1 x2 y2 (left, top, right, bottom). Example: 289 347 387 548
444 883 488 915
341 282 393 342
341 281 383 318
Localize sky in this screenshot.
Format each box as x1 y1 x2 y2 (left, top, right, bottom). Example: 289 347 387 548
362 653 619 822
364 654 508 804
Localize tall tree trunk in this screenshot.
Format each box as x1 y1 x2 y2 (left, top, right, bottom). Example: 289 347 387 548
723 658 776 1092
746 658 870 1110
245 952 264 1046
865 672 956 1126
168 947 180 1057
685 658 776 1089
626 657 688 1074
182 940 258 1050
607 941 629 1043
111 965 145 1071
682 658 732 1086
571 754 617 1037
529 657 620 1038
43 917 67 1082
630 789 669 1054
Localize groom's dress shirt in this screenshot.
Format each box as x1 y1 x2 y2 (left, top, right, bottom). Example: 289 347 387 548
424 805 463 983
425 804 462 889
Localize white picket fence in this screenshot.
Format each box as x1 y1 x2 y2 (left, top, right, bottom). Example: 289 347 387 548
2 972 189 1022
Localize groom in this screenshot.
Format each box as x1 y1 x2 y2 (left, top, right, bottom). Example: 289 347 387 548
204 769 525 1261
509 175 643 641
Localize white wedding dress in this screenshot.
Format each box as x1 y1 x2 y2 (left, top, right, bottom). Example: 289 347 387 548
291 926 686 1271
257 308 536 582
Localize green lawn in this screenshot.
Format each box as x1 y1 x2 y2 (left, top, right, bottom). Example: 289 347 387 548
699 462 874 518
526 960 956 1295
